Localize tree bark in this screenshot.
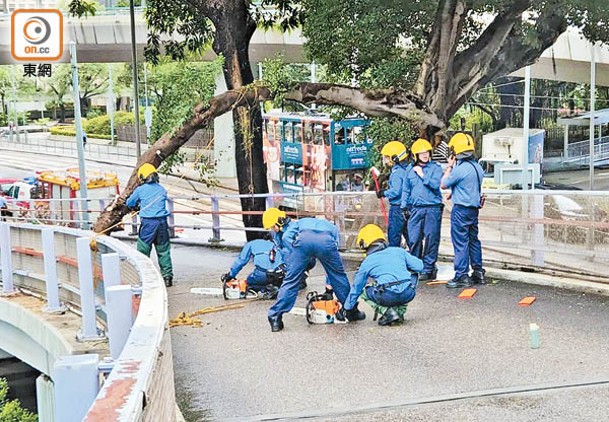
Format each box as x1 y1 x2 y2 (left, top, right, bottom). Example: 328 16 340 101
209 3 269 241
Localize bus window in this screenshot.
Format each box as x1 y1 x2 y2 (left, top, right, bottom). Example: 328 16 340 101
352 126 365 144
284 122 293 143
294 124 302 144
334 125 345 145
267 121 275 142
304 122 314 144
295 165 305 186
314 125 324 145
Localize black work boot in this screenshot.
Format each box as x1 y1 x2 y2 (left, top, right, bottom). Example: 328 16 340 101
164 276 173 288
471 269 486 285
344 303 366 322
262 285 279 300
378 308 401 326
446 274 472 289
268 315 284 332
419 269 438 282
298 272 309 290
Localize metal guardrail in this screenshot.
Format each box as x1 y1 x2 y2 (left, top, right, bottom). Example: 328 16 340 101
0 223 176 421
3 189 608 278
565 135 609 163
0 134 145 162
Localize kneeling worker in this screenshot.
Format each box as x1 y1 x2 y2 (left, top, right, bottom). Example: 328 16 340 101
222 238 286 299
345 224 423 326
126 163 174 287
263 207 365 332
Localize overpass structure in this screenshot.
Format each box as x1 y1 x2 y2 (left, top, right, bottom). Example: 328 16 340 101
0 9 307 65
0 222 177 421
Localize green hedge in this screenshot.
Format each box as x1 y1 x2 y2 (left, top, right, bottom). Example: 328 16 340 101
84 111 142 136
49 126 112 140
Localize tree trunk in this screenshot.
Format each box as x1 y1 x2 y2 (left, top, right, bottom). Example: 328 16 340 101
59 103 66 123
212 8 268 241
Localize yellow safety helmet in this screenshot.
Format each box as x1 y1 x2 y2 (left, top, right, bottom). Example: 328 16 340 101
448 133 475 155
137 163 157 181
356 224 387 249
380 141 408 163
410 138 433 156
262 207 287 229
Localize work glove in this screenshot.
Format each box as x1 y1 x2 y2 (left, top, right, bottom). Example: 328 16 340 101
402 208 411 220
376 189 385 199
221 273 232 283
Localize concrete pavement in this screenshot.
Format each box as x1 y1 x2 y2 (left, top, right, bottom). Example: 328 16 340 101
166 244 609 421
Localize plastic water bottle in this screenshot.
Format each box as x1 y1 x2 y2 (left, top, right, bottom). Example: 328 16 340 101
529 323 540 349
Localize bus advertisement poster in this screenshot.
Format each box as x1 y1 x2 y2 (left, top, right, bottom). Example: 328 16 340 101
332 143 371 170
273 181 304 210
281 142 303 163
303 144 330 191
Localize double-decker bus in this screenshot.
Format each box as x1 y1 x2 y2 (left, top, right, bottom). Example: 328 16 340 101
262 110 373 210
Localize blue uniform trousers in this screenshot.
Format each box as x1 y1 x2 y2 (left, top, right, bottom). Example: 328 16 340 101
451 205 483 278
407 205 443 274
246 267 269 290
388 204 408 247
364 284 416 307
268 230 350 318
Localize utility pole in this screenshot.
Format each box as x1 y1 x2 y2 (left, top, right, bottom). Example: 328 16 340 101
108 65 115 145
70 42 90 229
521 66 531 190
589 44 596 190
130 0 142 159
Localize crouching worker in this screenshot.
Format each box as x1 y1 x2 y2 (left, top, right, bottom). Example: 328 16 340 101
263 207 365 332
221 238 286 300
345 224 423 326
126 163 174 288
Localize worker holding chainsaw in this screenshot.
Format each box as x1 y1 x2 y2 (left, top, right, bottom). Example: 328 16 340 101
441 132 486 288
221 238 286 300
126 163 174 288
376 141 412 247
263 207 365 332
345 224 423 326
401 138 444 282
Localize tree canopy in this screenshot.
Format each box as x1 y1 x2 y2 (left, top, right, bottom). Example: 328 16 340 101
65 0 609 233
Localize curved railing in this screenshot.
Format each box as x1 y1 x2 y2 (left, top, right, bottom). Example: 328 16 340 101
0 222 176 421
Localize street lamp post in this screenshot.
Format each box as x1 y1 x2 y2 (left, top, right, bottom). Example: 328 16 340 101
130 0 142 159
70 42 90 229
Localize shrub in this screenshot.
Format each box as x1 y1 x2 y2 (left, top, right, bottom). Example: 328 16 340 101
82 111 141 136
0 378 37 422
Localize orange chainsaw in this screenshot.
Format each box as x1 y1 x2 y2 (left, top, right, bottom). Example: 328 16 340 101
305 288 342 324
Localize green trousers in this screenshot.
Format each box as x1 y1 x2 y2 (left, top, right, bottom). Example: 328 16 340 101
137 238 173 279
361 289 408 319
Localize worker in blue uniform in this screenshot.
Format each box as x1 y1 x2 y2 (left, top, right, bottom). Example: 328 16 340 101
345 224 423 326
401 138 444 281
262 208 365 332
221 238 286 299
126 163 174 288
441 133 486 288
376 141 411 247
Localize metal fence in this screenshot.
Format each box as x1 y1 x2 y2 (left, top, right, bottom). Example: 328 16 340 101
0 133 145 163
3 189 608 279
565 135 609 163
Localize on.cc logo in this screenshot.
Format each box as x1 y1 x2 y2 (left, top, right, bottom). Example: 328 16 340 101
11 9 63 61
